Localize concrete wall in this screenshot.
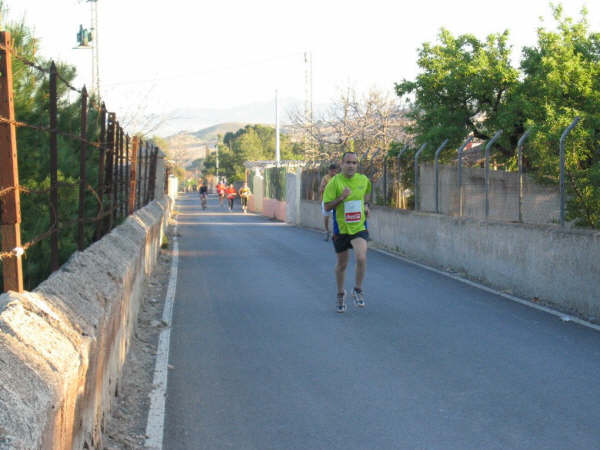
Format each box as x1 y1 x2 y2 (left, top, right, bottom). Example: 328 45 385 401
263 198 286 221
298 200 600 319
248 175 264 214
419 163 561 224
285 171 302 225
167 175 178 203
0 196 171 449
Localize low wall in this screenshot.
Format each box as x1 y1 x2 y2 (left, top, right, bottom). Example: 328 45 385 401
263 198 286 221
298 200 600 319
0 196 171 449
285 171 301 225
418 163 561 224
249 176 264 214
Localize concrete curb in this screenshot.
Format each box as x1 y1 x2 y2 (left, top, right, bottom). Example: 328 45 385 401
0 197 171 449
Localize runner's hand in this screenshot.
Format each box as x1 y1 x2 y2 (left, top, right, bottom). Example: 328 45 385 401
341 187 351 199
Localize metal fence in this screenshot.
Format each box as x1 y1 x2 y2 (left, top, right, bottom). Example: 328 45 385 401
264 167 287 201
301 118 587 228
0 31 161 292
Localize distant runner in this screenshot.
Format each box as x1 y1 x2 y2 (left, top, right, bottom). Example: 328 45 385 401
216 181 226 207
319 163 338 241
199 182 208 210
323 152 372 313
239 182 251 214
226 184 237 211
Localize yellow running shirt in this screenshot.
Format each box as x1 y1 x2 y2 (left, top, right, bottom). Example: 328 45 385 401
323 173 371 235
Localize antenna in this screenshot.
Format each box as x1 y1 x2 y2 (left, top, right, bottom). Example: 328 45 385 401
74 0 100 98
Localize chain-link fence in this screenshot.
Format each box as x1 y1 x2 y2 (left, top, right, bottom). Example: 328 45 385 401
301 120 592 228
264 167 287 201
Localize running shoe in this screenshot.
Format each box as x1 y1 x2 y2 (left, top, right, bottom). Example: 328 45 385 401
323 231 330 241
352 288 365 307
336 290 347 313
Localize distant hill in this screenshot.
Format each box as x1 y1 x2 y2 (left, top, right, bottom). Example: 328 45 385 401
163 122 250 169
162 121 299 169
156 97 327 137
192 122 249 142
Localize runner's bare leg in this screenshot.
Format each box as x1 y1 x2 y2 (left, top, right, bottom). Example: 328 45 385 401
335 250 350 293
350 237 367 290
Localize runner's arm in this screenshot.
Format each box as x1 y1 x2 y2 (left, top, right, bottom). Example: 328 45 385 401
364 178 373 217
324 187 351 211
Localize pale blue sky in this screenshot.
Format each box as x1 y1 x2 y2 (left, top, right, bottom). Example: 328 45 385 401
5 0 600 133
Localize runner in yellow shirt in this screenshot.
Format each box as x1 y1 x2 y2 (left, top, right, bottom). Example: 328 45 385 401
239 182 251 214
323 152 372 313
319 164 338 241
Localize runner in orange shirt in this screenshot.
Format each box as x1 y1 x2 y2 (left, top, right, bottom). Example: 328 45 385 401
216 181 226 207
225 184 237 211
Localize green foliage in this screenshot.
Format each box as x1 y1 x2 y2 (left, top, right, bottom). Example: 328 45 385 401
202 125 302 182
396 4 600 228
395 28 519 158
3 6 105 288
264 167 286 201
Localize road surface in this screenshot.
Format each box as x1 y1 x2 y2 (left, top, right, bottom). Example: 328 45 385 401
164 193 600 449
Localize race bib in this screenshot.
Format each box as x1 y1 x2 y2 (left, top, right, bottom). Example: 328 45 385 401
344 200 362 223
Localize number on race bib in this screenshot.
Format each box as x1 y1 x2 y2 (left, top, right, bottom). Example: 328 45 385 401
344 200 362 223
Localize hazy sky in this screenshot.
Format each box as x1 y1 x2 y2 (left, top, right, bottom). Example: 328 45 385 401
6 0 600 130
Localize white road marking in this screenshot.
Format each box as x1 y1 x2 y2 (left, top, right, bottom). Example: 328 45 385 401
371 246 600 333
145 220 179 449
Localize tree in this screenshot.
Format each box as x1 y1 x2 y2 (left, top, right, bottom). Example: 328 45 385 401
289 87 407 164
517 5 600 227
202 125 301 182
395 4 600 228
3 2 105 287
395 28 519 159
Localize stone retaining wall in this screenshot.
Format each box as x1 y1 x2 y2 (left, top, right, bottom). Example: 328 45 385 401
0 197 171 449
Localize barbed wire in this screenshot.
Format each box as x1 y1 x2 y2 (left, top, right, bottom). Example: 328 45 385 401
0 115 105 150
1 43 108 116
0 176 146 262
0 206 117 261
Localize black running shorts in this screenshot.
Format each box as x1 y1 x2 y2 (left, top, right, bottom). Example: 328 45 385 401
332 230 369 253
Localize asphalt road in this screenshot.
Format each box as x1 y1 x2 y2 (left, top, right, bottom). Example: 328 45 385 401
164 193 600 450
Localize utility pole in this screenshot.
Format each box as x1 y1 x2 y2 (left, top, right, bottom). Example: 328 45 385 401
90 0 100 97
304 51 313 156
275 90 280 164
216 143 219 181
74 1 100 97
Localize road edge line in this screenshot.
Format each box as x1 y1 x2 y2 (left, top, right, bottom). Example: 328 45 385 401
144 219 179 449
370 246 600 333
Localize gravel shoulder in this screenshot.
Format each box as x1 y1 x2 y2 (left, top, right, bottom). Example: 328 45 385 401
103 222 175 449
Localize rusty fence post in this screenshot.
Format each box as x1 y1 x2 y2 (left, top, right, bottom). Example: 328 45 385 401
49 61 59 272
94 103 107 240
136 139 143 210
104 112 116 232
111 122 119 226
78 86 88 251
143 144 150 205
149 146 158 201
120 127 125 218
118 125 124 220
129 136 139 213
0 31 24 292
125 134 130 216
